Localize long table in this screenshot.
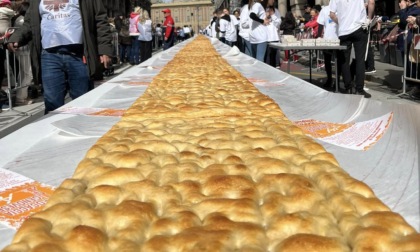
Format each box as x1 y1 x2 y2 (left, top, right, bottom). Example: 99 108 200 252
269 42 347 92
0 38 418 249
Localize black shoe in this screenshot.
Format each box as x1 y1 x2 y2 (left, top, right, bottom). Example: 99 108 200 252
355 89 372 98
341 87 352 94
323 79 333 88
365 68 376 74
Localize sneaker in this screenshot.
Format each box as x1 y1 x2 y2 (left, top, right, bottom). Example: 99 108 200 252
355 89 372 98
365 68 376 74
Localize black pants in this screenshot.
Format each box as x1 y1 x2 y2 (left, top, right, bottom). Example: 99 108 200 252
365 44 375 70
140 40 152 63
265 43 279 68
338 28 368 91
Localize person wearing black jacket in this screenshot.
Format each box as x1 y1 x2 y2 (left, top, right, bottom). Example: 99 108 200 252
280 11 296 35
7 0 114 114
280 11 296 62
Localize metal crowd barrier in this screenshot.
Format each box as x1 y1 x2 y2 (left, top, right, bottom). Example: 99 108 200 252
402 25 420 94
4 45 33 114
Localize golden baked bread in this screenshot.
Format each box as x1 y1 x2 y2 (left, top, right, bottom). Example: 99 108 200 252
3 36 419 252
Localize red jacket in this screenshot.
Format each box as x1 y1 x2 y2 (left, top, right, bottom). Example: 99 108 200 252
163 15 175 39
304 15 319 38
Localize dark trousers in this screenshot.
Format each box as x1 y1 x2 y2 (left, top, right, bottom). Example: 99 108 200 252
119 44 131 62
365 44 375 70
265 43 279 67
140 40 152 63
338 28 368 91
163 34 174 50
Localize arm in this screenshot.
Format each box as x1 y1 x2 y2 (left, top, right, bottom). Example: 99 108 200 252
317 24 324 38
93 0 114 67
330 12 338 24
304 18 318 29
367 0 375 19
250 12 264 24
7 4 35 51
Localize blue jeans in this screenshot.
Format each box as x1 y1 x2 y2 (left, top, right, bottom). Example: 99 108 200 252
119 44 131 63
130 36 140 64
243 39 252 57
41 50 89 114
251 42 267 62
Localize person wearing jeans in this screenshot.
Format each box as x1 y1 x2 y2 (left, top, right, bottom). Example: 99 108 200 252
41 49 89 112
249 0 269 62
7 0 113 114
330 0 375 98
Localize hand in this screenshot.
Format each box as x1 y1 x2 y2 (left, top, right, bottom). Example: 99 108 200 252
361 18 371 30
263 18 270 25
100 55 111 69
407 16 416 25
7 42 18 52
164 37 167 41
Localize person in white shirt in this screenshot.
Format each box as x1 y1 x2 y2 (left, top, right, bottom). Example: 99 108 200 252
317 3 339 89
239 4 252 56
233 9 242 52
219 11 237 46
183 25 191 39
137 10 153 63
265 0 281 68
249 0 270 61
329 0 374 98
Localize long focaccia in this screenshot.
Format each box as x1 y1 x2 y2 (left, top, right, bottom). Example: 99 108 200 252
3 36 419 252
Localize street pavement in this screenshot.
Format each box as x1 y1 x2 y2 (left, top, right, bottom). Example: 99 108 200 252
0 49 418 138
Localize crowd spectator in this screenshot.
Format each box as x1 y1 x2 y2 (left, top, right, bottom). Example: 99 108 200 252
155 23 163 48
406 4 420 99
183 25 191 39
7 0 113 114
162 8 175 50
304 8 319 38
280 11 296 62
0 0 14 89
317 1 339 89
210 11 218 38
265 1 281 68
239 3 252 55
129 7 141 65
397 0 420 91
219 9 237 46
138 10 152 63
233 9 242 50
301 5 312 24
280 11 296 35
118 16 131 64
249 0 270 62
13 1 32 105
330 0 375 98
177 26 185 41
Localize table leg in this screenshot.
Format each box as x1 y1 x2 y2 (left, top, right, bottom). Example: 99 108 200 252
287 50 291 73
309 50 312 83
335 50 339 93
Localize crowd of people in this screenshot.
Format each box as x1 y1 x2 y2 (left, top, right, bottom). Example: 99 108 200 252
203 0 420 99
1 1 420 114
0 2 179 113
